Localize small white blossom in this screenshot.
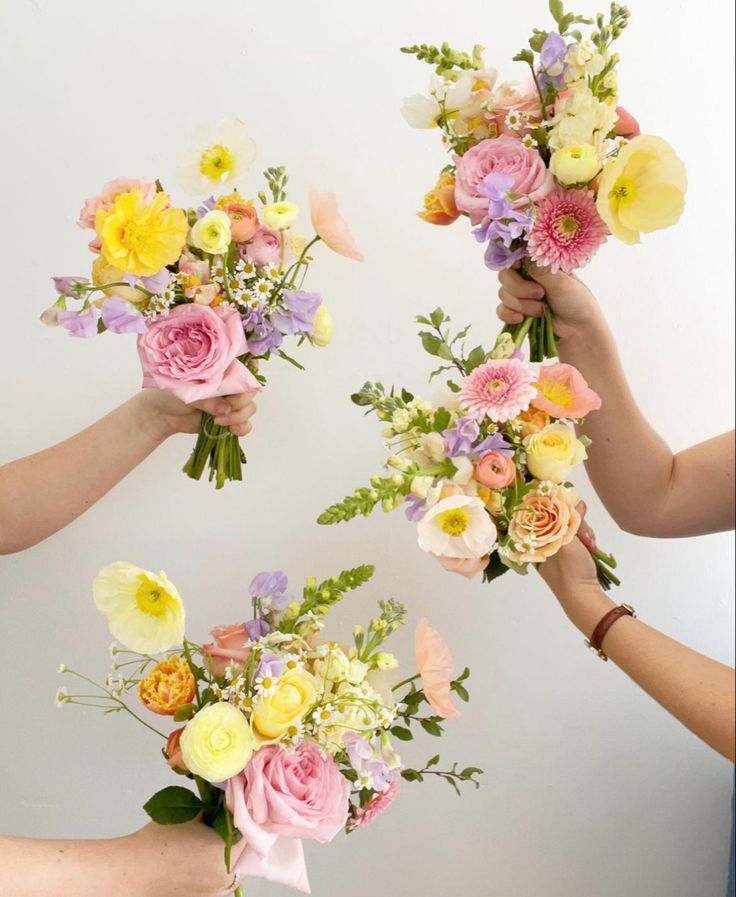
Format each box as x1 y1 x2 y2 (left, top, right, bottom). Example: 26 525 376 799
504 109 523 131
55 688 69 708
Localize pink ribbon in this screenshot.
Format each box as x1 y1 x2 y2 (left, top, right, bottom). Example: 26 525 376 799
226 774 311 894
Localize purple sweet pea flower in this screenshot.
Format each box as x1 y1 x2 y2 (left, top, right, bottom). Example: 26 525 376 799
404 494 428 522
474 431 514 457
245 618 272 641
477 206 534 248
58 305 101 338
271 291 322 336
477 172 516 219
484 240 528 272
256 652 286 679
100 296 148 334
538 33 570 91
52 276 90 298
123 268 171 294
242 307 284 357
443 414 480 457
197 196 217 219
343 732 399 793
249 570 292 611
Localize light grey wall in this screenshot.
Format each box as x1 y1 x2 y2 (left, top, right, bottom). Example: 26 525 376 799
0 1 733 895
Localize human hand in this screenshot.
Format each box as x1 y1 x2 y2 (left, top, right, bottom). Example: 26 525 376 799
135 389 258 441
123 819 245 897
537 504 615 637
496 261 602 342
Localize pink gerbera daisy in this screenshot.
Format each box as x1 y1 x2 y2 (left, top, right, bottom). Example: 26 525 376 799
527 188 608 273
347 781 400 832
458 358 537 423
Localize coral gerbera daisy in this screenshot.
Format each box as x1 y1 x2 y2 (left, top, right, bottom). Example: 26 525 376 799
347 780 400 832
527 187 608 273
458 357 537 423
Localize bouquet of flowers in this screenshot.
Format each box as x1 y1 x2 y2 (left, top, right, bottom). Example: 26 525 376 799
318 311 619 589
44 118 362 488
57 561 480 894
401 2 686 360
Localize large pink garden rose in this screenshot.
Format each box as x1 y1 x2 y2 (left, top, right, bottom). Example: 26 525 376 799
227 743 350 893
454 134 554 224
137 303 260 404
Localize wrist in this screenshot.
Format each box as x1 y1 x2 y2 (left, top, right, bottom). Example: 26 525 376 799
556 582 616 639
129 391 178 444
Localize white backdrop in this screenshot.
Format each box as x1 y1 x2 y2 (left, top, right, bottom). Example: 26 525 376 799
1 1 734 895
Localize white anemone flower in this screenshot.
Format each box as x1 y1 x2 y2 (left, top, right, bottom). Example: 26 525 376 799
417 495 496 559
177 117 256 195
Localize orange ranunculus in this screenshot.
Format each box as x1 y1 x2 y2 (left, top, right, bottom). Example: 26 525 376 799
418 173 460 226
518 407 550 437
165 727 189 773
138 655 196 716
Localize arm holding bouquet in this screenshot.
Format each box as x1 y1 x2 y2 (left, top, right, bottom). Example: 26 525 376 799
0 388 256 555
496 263 735 537
537 524 735 762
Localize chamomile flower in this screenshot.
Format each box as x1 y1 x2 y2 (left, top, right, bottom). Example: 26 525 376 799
283 720 306 745
264 264 281 280
313 703 341 727
283 653 305 672
55 688 69 708
238 258 258 278
254 673 280 698
58 663 68 674
504 109 524 131
251 279 272 300
521 133 538 149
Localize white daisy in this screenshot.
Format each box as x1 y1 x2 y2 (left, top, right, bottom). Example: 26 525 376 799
254 674 280 698
55 688 69 708
521 134 538 149
504 109 524 131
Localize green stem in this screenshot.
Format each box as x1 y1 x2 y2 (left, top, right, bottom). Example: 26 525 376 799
392 673 421 692
512 315 535 350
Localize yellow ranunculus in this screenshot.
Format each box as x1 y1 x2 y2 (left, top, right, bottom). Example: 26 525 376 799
189 210 232 256
95 190 188 277
180 703 254 783
524 423 587 484
93 562 185 654
262 201 299 230
311 304 333 347
252 668 318 741
550 144 601 186
596 135 687 244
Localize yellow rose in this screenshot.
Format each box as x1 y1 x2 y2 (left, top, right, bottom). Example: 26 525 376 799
596 135 687 244
311 304 333 347
180 702 253 783
252 668 318 741
190 210 232 255
550 144 601 185
524 423 587 483
262 201 299 230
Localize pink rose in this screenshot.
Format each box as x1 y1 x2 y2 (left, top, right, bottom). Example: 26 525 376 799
474 451 517 489
614 106 641 138
244 226 283 266
202 623 251 677
489 81 543 137
454 135 554 224
226 743 350 892
438 555 490 580
137 303 260 404
77 177 157 230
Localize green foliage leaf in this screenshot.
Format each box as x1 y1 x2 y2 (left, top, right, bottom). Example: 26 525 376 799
549 0 565 25
401 768 425 782
452 682 470 702
429 307 446 328
513 48 534 65
420 718 443 737
391 725 414 741
529 29 549 52
464 345 487 374
426 754 440 768
482 553 512 584
173 703 196 722
143 787 203 825
432 408 452 432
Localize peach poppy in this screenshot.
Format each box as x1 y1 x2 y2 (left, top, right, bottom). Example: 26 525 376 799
414 618 461 720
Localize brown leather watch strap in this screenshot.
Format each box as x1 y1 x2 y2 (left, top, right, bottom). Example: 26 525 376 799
586 603 636 661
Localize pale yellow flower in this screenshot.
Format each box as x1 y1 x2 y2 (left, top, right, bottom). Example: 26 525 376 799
190 210 232 255
550 144 602 186
311 304 333 347
180 703 254 783
252 668 318 741
262 201 299 230
524 423 587 484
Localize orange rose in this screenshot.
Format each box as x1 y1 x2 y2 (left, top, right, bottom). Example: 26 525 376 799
506 484 581 564
138 655 196 716
418 174 460 226
165 727 189 773
518 407 550 437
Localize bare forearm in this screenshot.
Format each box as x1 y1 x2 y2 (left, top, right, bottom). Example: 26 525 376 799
0 835 138 897
559 585 736 762
557 314 679 534
0 394 171 554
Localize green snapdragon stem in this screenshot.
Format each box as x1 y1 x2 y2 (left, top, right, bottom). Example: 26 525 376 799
182 412 246 489
590 548 621 591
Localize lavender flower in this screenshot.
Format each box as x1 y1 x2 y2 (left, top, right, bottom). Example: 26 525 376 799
245 619 272 641
196 196 217 219
343 732 397 793
249 570 292 611
271 291 322 336
256 652 286 679
242 307 283 356
474 431 514 457
484 240 528 271
123 268 171 294
443 414 480 457
477 172 516 219
404 494 428 522
57 305 101 338
538 33 570 90
52 276 89 298
100 296 148 334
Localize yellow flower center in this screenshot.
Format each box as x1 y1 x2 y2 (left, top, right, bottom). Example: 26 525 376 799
287 725 299 736
199 143 235 182
436 507 471 536
135 575 175 618
208 727 234 751
286 660 298 670
261 677 273 689
121 218 154 253
487 377 505 393
320 709 332 721
539 380 573 407
611 176 637 207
